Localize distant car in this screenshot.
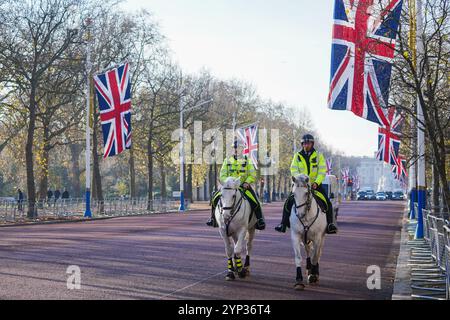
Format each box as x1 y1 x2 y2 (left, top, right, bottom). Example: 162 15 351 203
365 190 376 200
376 192 387 201
392 191 405 200
385 191 393 200
357 191 367 200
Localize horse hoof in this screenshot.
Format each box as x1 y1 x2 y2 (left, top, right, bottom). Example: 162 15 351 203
294 281 305 291
245 267 250 277
225 272 235 281
238 269 247 279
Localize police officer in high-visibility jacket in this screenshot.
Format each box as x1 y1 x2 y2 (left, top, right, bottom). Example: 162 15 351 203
275 134 338 234
207 141 266 230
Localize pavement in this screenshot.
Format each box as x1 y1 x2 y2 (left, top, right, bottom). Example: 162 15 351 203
0 200 405 300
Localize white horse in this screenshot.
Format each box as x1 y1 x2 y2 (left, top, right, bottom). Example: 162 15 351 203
215 177 257 281
290 174 327 290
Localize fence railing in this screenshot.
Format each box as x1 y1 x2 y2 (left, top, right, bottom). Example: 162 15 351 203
0 198 188 223
409 208 450 300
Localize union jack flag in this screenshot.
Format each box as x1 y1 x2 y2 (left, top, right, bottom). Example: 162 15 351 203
376 106 403 164
93 62 132 158
341 167 350 184
237 124 259 169
392 155 407 181
328 0 403 125
326 158 333 175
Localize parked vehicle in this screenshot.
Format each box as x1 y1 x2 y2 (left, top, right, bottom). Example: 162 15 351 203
376 192 387 201
392 191 405 200
365 190 376 200
385 191 393 200
357 191 367 200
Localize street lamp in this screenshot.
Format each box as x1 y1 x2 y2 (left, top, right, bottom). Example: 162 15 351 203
179 96 213 212
84 17 93 218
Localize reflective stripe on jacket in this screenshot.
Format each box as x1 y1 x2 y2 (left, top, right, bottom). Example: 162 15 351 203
290 150 327 185
220 156 256 185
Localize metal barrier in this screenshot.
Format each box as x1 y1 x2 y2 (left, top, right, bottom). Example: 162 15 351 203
409 209 449 300
0 198 187 223
444 225 450 300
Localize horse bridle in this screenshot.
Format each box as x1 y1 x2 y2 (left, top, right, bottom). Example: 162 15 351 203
219 187 244 237
293 183 320 244
294 183 312 219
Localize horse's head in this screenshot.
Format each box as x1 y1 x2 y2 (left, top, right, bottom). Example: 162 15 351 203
292 174 311 208
219 177 241 220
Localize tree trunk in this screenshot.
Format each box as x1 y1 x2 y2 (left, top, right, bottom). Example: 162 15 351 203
147 134 153 210
187 164 193 203
69 143 82 198
38 126 50 202
92 109 103 207
129 146 136 199
26 86 37 218
160 159 167 200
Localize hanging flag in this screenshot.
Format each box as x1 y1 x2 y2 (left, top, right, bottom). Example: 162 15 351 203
93 62 132 158
328 0 403 125
376 106 404 165
341 167 349 184
392 155 407 181
326 158 333 175
237 124 259 169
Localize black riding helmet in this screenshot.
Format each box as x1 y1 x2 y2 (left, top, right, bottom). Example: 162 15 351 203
301 134 315 145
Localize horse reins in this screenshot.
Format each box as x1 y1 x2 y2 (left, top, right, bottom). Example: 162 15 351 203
219 188 244 237
294 184 321 244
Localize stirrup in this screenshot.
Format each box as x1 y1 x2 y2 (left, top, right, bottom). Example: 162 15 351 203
275 223 287 233
255 218 266 230
206 218 218 228
326 223 338 234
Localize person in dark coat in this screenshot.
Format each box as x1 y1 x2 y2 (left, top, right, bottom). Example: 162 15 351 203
47 189 53 206
17 189 24 211
54 189 61 206
62 189 69 200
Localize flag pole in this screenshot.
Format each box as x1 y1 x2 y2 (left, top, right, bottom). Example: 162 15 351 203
408 0 418 220
415 0 426 239
84 18 93 218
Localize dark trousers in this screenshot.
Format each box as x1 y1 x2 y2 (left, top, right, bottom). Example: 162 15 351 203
280 184 333 227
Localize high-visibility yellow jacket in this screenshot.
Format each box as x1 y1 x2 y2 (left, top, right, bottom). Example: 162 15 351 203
220 156 256 185
290 150 327 185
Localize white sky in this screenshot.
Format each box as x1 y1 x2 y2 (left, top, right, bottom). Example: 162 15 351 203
122 0 379 157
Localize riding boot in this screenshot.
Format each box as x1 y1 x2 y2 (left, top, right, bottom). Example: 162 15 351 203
206 207 218 227
325 206 337 234
207 191 221 227
254 206 266 230
275 194 294 233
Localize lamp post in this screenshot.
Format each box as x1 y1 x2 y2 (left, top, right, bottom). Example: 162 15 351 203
179 96 213 212
415 0 426 239
84 18 93 218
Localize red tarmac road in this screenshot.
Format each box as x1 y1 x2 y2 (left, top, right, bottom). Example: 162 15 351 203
0 200 405 300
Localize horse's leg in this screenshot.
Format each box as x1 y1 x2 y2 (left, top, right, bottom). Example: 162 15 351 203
308 236 324 285
290 229 305 290
244 228 256 276
304 241 313 275
233 229 247 278
220 230 235 281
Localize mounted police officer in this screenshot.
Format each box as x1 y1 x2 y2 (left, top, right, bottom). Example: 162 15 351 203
275 134 338 234
206 140 266 230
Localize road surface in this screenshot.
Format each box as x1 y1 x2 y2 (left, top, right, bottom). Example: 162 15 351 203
0 200 405 300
